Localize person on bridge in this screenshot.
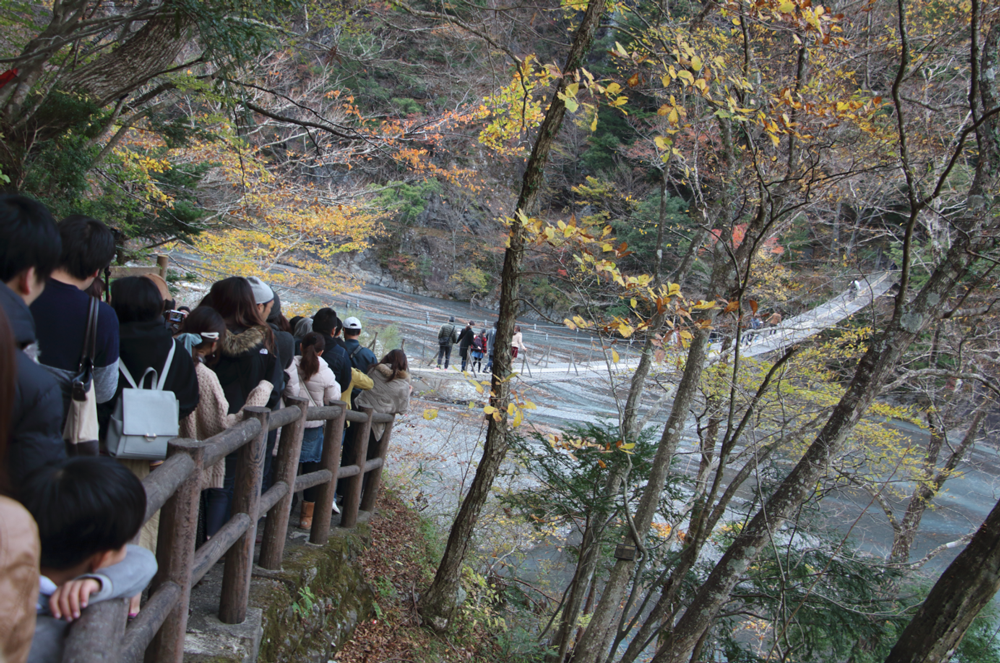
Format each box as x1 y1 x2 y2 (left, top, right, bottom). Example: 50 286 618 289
485 321 497 372
512 325 526 359
458 320 475 372
436 316 458 369
470 330 486 374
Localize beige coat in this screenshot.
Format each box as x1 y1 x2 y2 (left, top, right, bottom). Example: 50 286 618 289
354 364 410 441
180 362 273 489
0 496 39 663
283 356 341 428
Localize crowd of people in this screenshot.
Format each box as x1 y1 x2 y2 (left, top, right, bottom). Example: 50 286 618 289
435 318 525 374
0 194 411 663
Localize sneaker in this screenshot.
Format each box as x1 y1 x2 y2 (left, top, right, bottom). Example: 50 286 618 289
332 500 341 515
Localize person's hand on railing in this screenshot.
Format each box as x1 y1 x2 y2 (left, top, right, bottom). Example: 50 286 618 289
49 577 102 622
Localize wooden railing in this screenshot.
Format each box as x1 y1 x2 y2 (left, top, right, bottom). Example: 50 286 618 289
62 398 396 663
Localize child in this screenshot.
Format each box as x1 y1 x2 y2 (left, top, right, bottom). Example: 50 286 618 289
19 457 157 663
470 331 486 374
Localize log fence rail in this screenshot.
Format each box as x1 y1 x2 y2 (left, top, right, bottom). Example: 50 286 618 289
62 398 395 663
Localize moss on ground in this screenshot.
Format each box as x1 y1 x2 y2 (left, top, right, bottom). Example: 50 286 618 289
255 526 374 663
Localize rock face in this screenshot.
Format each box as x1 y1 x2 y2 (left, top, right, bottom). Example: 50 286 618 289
332 188 508 300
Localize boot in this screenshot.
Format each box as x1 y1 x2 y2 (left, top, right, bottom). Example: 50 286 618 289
299 502 315 529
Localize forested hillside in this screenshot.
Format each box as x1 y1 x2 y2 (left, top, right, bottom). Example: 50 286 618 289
3 0 1000 661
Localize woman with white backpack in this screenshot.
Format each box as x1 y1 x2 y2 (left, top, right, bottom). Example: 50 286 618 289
100 276 200 617
283 332 341 528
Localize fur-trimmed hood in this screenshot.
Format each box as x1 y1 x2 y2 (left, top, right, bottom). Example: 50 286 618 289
221 325 269 357
371 363 409 382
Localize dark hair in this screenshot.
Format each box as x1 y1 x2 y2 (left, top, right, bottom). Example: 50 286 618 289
19 457 146 570
0 308 16 495
267 292 292 333
0 194 62 283
83 277 105 300
313 307 338 337
379 349 409 380
57 215 116 280
111 276 163 324
180 307 228 364
200 277 273 351
299 332 325 381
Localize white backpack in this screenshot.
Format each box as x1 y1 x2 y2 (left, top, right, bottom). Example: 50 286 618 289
106 341 180 460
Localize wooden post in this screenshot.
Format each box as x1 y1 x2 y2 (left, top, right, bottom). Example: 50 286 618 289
359 416 395 512
219 408 268 624
145 440 202 663
259 398 308 569
339 407 373 528
311 403 347 544
156 255 168 278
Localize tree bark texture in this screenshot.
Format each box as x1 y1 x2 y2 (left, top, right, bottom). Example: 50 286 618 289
884 493 1000 663
417 0 607 631
649 21 1000 662
63 11 193 109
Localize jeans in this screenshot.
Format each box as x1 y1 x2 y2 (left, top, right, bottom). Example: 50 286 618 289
460 346 470 371
436 343 453 367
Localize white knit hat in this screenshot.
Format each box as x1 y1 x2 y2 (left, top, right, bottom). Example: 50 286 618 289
246 276 274 305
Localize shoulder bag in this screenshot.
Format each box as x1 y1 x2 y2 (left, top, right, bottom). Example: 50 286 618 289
63 297 100 452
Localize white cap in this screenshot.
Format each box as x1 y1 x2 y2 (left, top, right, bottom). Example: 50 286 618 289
246 276 274 305
343 316 362 330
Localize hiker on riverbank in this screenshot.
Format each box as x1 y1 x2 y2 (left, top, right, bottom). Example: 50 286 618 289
470 330 486 374
512 325 526 358
458 320 475 372
485 322 497 372
436 316 458 369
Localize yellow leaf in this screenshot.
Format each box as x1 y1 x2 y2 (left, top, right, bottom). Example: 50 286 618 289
507 403 516 416
612 349 620 363
679 330 693 341
484 405 497 415
779 0 795 11
475 383 484 394
630 298 637 308
618 322 634 338
603 243 614 252
512 408 523 427
678 70 694 84
423 409 439 420
621 442 635 450
668 107 679 124
691 56 703 71
692 299 717 310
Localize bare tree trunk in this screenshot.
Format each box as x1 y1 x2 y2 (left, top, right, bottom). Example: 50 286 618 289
417 0 608 630
884 493 1000 663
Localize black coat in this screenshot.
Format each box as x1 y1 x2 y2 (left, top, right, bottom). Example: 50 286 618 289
98 320 200 433
269 324 295 371
213 324 284 414
318 333 352 395
0 283 65 487
458 326 475 349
